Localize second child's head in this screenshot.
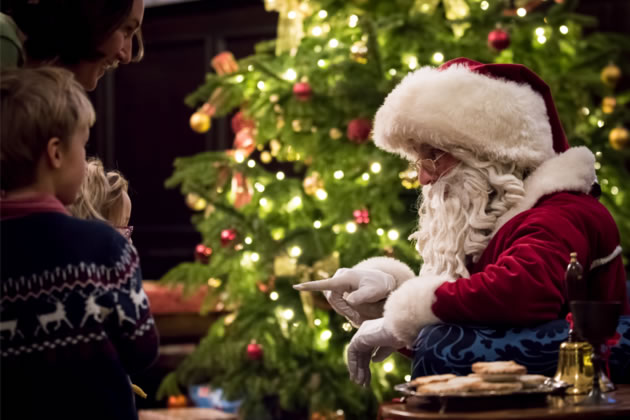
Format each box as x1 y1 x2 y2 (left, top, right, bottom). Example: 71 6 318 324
69 158 132 240
0 66 95 204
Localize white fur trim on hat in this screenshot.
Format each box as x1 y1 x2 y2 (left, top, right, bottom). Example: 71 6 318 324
373 64 555 169
383 273 454 345
493 146 596 233
353 256 416 289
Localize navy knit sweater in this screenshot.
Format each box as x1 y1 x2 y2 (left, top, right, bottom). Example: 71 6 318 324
1 211 159 420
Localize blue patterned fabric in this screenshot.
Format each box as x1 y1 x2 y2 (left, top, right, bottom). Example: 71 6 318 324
412 315 630 384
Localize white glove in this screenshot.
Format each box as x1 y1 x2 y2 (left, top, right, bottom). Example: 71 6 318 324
347 318 406 386
293 268 396 327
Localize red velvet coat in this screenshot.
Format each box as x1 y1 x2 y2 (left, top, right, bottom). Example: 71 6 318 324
361 148 628 345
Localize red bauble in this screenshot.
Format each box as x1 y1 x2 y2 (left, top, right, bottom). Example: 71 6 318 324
231 110 255 134
347 118 372 144
488 28 510 51
195 244 213 263
353 209 370 224
220 229 237 247
292 82 312 102
247 342 263 360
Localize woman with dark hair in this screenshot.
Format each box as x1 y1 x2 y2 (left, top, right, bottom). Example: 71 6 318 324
0 0 145 90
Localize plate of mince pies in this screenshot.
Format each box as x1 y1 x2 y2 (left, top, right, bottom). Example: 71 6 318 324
395 361 570 411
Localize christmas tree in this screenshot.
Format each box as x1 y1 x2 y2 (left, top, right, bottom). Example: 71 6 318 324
158 0 630 418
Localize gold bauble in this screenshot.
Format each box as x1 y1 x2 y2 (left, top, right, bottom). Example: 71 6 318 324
303 172 323 195
260 151 272 163
189 112 211 133
600 63 621 88
185 193 207 211
609 126 629 151
329 128 342 140
602 96 617 114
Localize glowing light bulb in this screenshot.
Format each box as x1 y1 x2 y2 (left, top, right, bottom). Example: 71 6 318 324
376 228 384 236
328 38 339 48
234 150 245 163
259 197 269 207
342 322 352 332
255 183 265 192
334 170 344 179
288 10 297 19
594 162 601 170
235 75 244 83
432 52 444 64
320 330 332 340
517 8 526 17
370 162 382 173
316 189 328 200
611 186 619 195
284 68 297 81
597 120 605 128
362 173 370 181
313 220 322 229
408 55 418 70
314 318 322 326
270 291 279 301
257 81 265 90
251 253 260 262
317 59 326 68
535 27 545 36
387 229 400 240
537 35 547 44
559 25 569 35
276 171 285 180
389 68 397 76
346 222 357 233
405 375 411 382
247 159 256 168
581 107 590 116
289 246 302 257
383 362 394 372
311 26 323 36
480 1 489 10
318 10 328 18
349 15 358 28
244 237 253 244
283 309 294 320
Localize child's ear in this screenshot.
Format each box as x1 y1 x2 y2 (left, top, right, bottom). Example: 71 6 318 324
45 137 64 169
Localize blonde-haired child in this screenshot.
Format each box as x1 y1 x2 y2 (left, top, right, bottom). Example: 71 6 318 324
69 158 133 241
0 66 157 420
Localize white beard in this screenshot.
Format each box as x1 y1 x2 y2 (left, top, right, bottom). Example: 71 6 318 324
410 164 503 278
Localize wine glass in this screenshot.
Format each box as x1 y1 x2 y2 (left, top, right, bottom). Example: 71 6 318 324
569 300 622 405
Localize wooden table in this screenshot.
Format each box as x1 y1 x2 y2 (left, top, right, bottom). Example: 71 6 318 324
379 384 630 419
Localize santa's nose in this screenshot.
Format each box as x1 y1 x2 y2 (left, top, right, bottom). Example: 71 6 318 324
419 167 437 185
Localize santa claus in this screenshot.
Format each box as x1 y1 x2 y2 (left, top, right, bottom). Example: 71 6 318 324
294 58 629 386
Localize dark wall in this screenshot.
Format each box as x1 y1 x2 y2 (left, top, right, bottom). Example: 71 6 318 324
88 0 277 279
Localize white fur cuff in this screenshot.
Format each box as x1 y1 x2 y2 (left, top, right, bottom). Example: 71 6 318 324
383 273 454 345
353 256 416 289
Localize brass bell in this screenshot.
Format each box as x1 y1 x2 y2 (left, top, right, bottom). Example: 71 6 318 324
554 340 616 394
554 340 594 395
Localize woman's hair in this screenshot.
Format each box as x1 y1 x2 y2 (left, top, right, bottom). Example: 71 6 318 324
68 158 129 223
0 66 95 191
4 0 143 65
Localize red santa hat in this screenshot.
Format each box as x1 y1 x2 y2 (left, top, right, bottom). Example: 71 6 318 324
373 58 569 170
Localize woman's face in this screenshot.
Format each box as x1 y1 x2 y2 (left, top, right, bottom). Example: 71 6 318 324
70 0 145 90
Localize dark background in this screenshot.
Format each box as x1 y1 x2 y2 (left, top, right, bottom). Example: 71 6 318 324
88 0 630 280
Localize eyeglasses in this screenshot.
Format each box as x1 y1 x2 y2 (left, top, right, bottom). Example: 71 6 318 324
115 225 134 240
413 152 446 175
